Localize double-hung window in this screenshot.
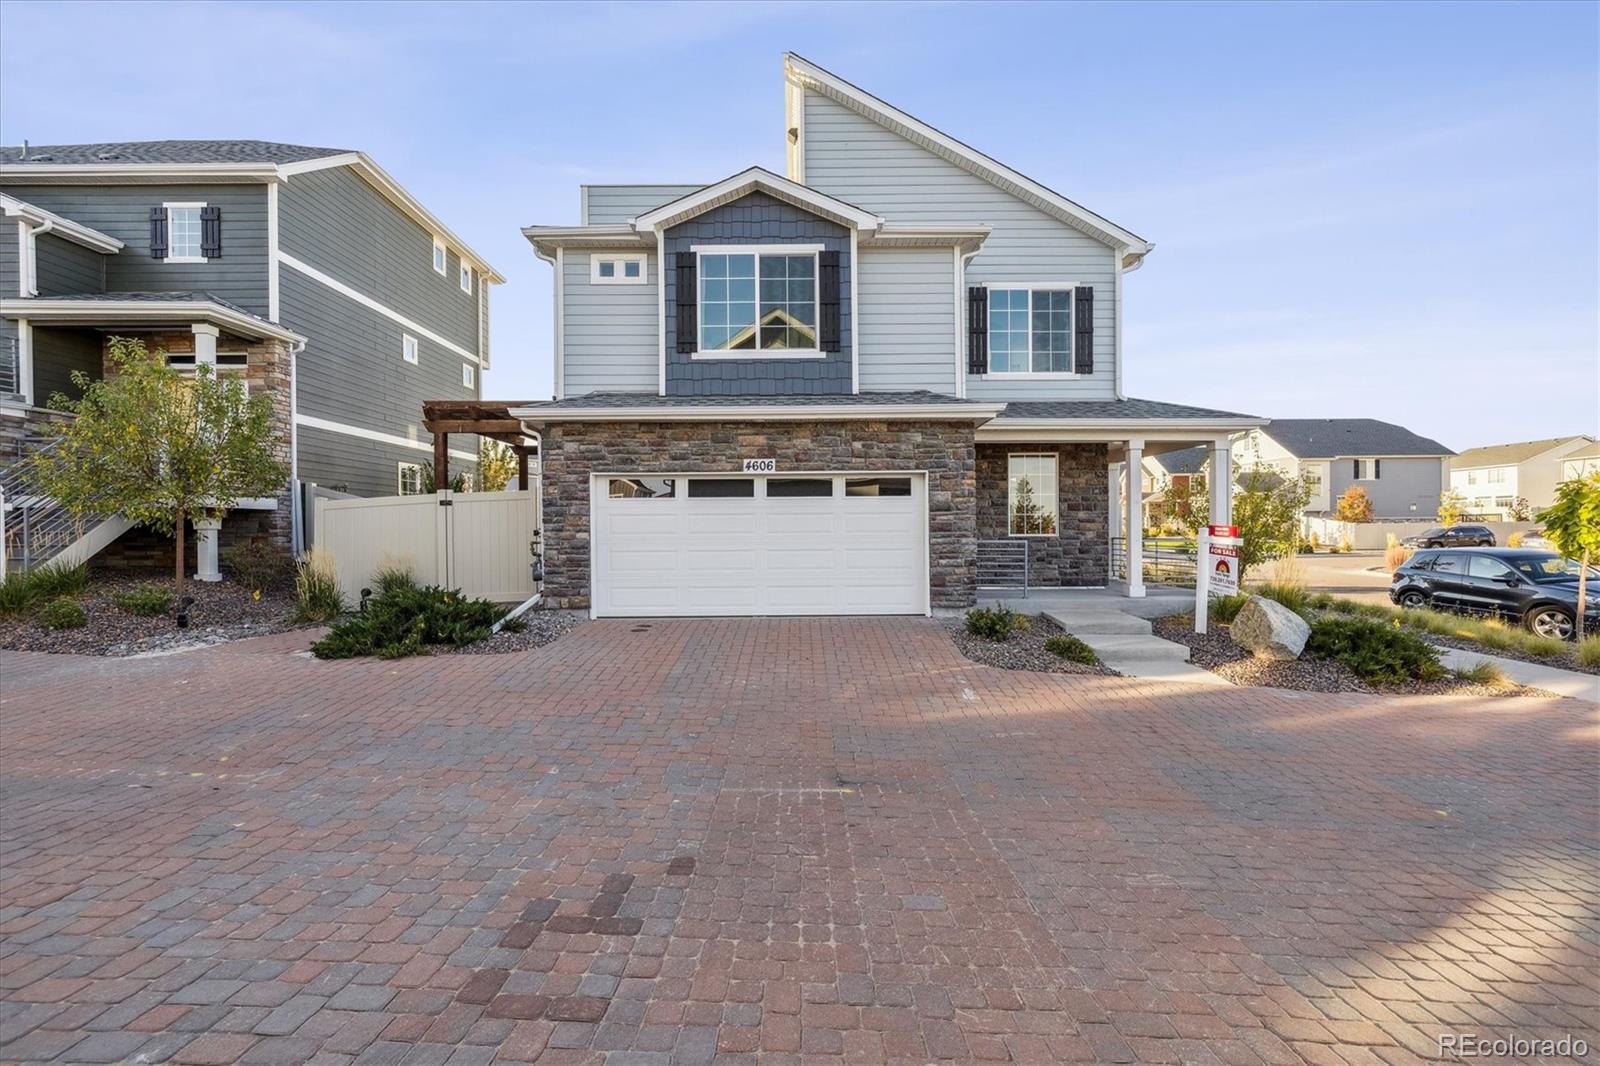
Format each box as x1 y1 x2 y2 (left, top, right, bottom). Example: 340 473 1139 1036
988 286 1073 374
1354 459 1380 480
1007 454 1059 536
432 238 448 276
164 203 205 262
459 263 473 294
398 462 425 496
698 248 818 354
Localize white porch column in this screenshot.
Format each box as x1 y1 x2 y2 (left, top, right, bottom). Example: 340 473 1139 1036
191 323 219 367
1210 437 1233 529
192 517 222 583
15 319 34 405
1107 459 1123 582
1125 439 1145 597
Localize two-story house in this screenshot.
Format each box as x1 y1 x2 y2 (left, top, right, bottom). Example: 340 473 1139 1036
0 140 501 573
1450 435 1596 519
515 55 1266 616
1234 419 1455 519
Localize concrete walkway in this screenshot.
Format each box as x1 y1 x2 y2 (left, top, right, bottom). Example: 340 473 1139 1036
1039 606 1233 687
1436 645 1600 703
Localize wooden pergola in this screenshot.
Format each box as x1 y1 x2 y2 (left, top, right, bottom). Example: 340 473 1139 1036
420 400 540 491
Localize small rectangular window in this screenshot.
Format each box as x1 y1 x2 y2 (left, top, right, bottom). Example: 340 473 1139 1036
591 254 647 285
459 263 473 294
1007 454 1058 536
1355 459 1378 480
402 334 419 364
398 462 425 496
164 203 205 262
462 363 475 389
432 238 448 276
609 477 675 499
845 477 912 497
767 478 833 498
687 478 754 498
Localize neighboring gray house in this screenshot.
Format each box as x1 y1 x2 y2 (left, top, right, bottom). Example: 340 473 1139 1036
0 141 502 569
517 54 1266 616
1237 419 1454 519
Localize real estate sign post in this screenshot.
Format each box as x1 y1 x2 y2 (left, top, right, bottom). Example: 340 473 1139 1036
1194 525 1243 635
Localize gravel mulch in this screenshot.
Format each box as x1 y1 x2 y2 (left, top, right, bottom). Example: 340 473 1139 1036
448 608 588 655
1152 614 1554 698
0 575 306 657
944 613 1119 676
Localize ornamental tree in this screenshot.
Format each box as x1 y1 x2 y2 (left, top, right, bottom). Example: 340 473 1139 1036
30 338 287 602
1231 467 1313 579
1538 473 1600 622
476 438 518 493
1438 488 1467 526
1334 485 1374 523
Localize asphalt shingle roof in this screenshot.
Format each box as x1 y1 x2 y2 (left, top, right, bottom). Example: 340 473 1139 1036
997 398 1261 421
0 140 350 166
1451 436 1595 469
1148 445 1209 474
1258 418 1453 459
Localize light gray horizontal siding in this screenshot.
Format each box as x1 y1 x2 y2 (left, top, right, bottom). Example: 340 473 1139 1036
281 267 476 445
278 165 479 354
1322 457 1447 519
856 247 956 394
0 183 270 315
34 233 105 296
562 250 658 395
582 185 703 225
801 91 1117 401
297 422 474 499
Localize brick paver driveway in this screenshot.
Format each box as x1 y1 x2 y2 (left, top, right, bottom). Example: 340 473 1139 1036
3 618 1596 1065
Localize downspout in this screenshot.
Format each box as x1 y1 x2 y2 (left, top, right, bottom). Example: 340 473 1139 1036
531 244 562 399
20 217 54 296
1113 248 1125 400
288 337 305 554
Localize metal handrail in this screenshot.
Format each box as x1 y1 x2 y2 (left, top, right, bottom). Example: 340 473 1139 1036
1 434 116 573
976 538 1030 595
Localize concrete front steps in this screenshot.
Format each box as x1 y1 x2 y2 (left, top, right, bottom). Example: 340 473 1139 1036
1042 608 1232 687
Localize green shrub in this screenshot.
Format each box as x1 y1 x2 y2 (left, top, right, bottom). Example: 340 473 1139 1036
1326 597 1394 621
1254 580 1312 619
29 561 88 600
0 572 35 615
1043 633 1098 665
1307 592 1335 612
1306 616 1445 684
38 598 86 631
964 605 1031 641
371 557 417 597
1209 593 1250 624
112 584 171 617
1452 659 1506 685
1579 635 1600 669
293 547 345 623
222 540 287 595
311 584 503 660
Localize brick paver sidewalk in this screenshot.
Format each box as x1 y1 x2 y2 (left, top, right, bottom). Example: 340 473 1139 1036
2 617 1596 1064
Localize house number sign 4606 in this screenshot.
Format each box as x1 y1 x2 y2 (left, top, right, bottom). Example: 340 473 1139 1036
742 458 777 473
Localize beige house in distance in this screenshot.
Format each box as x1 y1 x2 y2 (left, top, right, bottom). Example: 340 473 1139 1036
1449 435 1595 519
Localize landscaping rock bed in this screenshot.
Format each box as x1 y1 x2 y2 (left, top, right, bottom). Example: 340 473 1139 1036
1419 628 1599 676
944 613 1119 676
449 608 588 655
1153 614 1551 698
0 575 305 657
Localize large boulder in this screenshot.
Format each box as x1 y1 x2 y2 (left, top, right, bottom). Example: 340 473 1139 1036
1230 596 1311 661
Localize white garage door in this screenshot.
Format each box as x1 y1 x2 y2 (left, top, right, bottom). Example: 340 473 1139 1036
592 473 927 617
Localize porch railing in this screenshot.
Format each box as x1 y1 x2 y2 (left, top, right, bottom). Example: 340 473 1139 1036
976 538 1029 594
1110 536 1198 588
0 337 18 400
1 434 116 575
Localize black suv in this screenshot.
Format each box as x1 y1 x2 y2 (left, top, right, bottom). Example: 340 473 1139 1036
1390 548 1600 639
1400 524 1496 548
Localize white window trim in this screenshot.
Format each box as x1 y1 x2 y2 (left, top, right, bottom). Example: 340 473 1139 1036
398 461 425 496
590 253 648 285
432 237 448 276
163 201 207 263
692 245 824 360
402 333 419 365
462 363 475 389
981 281 1078 378
459 263 473 294
1006 452 1060 538
1354 458 1379 481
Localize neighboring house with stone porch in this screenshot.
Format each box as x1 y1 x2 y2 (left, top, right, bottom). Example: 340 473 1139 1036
514 54 1265 616
0 141 501 575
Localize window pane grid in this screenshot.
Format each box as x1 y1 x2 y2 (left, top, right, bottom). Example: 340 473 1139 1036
1007 454 1059 536
987 288 1072 374
700 252 816 352
168 207 201 258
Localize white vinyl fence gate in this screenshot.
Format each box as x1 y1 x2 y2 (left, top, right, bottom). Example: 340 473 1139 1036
314 489 540 604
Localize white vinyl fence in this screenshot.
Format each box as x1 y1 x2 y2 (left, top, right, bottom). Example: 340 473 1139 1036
313 488 540 604
1303 515 1543 551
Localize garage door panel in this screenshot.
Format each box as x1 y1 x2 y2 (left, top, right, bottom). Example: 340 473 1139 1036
608 548 680 573
607 511 684 536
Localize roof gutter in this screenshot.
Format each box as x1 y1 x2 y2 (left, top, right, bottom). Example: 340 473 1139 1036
511 402 1007 426
0 298 306 344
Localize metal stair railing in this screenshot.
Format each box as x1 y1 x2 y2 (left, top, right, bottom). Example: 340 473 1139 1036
975 538 1030 595
1 435 118 574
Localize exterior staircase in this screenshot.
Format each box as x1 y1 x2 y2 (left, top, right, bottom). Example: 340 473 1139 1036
1041 606 1230 686
0 430 130 577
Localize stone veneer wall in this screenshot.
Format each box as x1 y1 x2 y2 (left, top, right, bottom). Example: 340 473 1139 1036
94 332 296 575
976 442 1109 586
541 420 979 609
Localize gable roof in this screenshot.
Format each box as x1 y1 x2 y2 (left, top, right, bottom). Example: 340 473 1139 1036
631 166 882 232
1 140 350 166
1452 436 1595 469
1257 419 1453 459
1147 446 1209 475
0 193 123 252
784 53 1153 268
1563 440 1600 461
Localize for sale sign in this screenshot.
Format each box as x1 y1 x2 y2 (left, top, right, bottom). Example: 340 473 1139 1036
1194 526 1244 634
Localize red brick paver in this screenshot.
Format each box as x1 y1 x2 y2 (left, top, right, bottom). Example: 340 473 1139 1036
2 618 1596 1063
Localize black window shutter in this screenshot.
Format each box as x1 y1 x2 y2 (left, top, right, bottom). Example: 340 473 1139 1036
200 206 222 258
148 207 168 259
675 252 697 355
1374 459 1381 480
818 250 841 352
966 286 988 374
1074 286 1094 375
1353 459 1360 479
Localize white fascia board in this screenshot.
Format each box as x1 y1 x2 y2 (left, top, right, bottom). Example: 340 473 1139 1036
511 402 1006 424
631 166 883 233
521 225 652 258
784 53 1153 261
0 298 305 343
0 194 124 252
0 162 280 183
980 416 1270 437
861 224 991 255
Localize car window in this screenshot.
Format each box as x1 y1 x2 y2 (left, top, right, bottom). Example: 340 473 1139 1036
1467 556 1516 579
1429 555 1464 574
1421 528 1445 538
1408 553 1435 571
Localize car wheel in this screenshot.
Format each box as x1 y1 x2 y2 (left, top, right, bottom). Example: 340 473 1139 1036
1398 590 1428 610
1526 605 1575 641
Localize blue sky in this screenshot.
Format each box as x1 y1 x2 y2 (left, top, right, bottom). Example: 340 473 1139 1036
3 1 1595 450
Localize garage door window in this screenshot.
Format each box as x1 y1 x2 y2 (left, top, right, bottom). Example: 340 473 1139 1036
609 477 676 498
846 477 912 497
767 478 833 498
687 478 755 498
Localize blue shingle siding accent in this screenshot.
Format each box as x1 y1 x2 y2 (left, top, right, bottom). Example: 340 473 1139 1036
662 192 852 396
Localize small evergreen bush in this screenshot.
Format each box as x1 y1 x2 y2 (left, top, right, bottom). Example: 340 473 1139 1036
311 584 503 660
112 584 172 617
964 605 1031 641
1306 616 1444 684
38 598 87 631
1044 633 1098 665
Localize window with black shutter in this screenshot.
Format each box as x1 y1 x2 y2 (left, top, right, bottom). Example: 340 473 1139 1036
1073 286 1094 375
148 207 168 260
200 206 222 258
966 286 988 374
675 252 697 354
818 250 840 352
